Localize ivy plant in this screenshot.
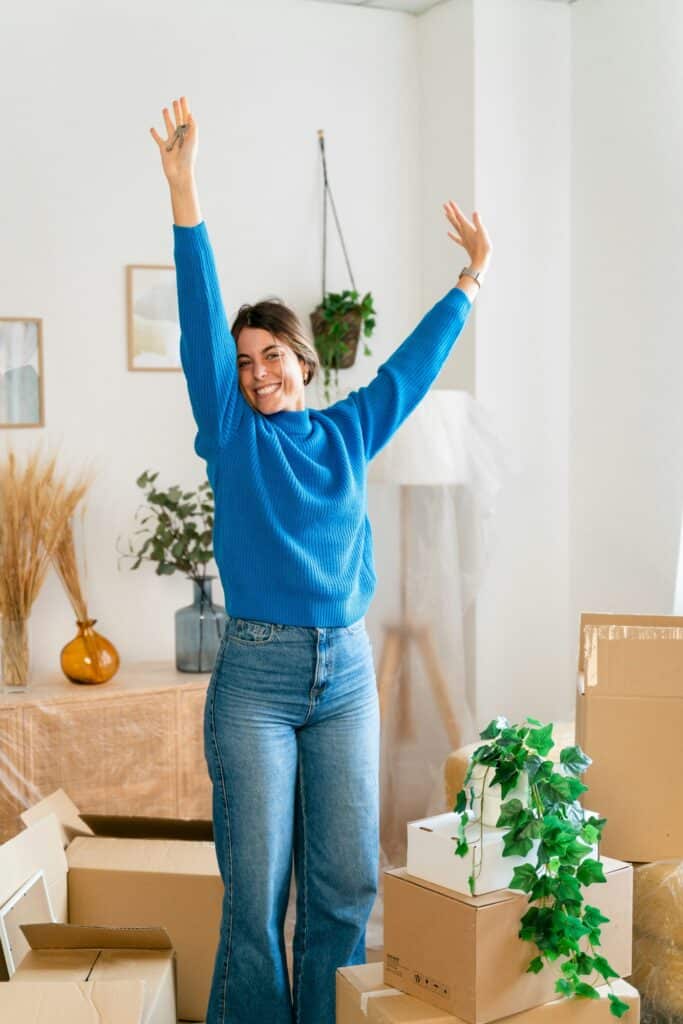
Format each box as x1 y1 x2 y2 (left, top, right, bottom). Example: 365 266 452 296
453 717 630 1018
312 289 376 400
117 470 215 582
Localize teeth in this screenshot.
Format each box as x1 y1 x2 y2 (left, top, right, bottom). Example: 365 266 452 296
255 384 279 396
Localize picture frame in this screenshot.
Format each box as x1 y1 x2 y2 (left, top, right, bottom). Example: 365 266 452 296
0 869 53 977
0 317 44 429
126 264 180 371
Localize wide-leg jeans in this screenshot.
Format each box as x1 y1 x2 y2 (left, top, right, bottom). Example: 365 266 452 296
203 614 380 1024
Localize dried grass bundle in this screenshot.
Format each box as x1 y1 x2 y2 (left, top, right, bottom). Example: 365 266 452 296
0 448 92 685
52 510 90 623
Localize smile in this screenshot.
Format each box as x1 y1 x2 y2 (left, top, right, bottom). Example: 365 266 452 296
254 383 280 397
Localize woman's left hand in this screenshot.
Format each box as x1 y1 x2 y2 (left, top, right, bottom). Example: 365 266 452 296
443 201 492 272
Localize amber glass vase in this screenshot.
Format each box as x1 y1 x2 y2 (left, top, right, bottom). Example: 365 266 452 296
60 619 119 685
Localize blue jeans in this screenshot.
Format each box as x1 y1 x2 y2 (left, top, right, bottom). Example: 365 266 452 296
203 614 380 1024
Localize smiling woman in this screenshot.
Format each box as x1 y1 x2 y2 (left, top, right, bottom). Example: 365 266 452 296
230 299 319 413
150 94 490 1024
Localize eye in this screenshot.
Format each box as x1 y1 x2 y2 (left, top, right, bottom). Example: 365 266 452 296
267 351 281 360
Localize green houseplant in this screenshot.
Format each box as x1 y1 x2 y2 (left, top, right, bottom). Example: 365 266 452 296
453 716 630 1018
310 289 376 401
118 470 226 672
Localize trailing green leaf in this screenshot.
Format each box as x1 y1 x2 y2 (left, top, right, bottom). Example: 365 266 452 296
451 716 626 1014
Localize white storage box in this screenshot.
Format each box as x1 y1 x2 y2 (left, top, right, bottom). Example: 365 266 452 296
407 812 599 896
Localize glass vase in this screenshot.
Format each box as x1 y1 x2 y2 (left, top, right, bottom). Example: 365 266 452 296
1 615 30 690
60 619 120 685
175 576 226 673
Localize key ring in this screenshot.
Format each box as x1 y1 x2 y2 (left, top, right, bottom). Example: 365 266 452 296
166 123 189 152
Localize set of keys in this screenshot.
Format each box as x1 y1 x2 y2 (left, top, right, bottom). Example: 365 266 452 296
166 123 189 152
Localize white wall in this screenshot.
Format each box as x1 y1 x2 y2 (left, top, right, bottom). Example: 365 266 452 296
473 0 572 726
1 0 422 672
571 0 683 624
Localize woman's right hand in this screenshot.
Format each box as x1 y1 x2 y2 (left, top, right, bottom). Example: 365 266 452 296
150 96 198 184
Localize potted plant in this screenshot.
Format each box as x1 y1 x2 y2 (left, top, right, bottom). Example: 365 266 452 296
453 716 630 1018
118 470 226 672
310 289 376 401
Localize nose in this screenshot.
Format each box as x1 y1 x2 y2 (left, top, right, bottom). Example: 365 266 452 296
252 362 268 381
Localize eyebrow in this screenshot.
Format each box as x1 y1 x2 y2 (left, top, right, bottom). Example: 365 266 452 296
236 344 282 361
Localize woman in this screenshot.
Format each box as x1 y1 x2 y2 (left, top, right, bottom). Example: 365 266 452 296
151 96 492 1024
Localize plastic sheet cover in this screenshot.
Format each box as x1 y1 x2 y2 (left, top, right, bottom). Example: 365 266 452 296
632 860 683 1024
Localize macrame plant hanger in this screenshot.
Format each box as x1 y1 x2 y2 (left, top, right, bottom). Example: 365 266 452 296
317 129 357 303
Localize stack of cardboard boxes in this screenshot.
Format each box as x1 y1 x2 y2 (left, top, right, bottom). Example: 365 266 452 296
337 611 680 1024
576 614 683 1024
0 788 222 1022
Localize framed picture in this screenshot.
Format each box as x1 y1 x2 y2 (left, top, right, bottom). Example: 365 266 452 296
0 318 44 428
126 264 180 371
0 869 53 976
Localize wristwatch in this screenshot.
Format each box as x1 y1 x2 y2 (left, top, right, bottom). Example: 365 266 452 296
459 266 484 287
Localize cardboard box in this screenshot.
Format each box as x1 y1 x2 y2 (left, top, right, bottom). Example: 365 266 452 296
8 789 221 1022
407 812 598 897
384 856 633 1024
576 613 683 861
337 962 640 1024
0 921 176 1024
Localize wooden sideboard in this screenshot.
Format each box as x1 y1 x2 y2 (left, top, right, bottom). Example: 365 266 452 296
0 662 212 844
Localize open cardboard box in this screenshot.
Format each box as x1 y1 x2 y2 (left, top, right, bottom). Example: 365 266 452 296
576 612 683 861
0 921 176 1024
383 856 633 1024
0 788 222 1022
337 962 640 1024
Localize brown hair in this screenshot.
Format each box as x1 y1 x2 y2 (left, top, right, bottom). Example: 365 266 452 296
231 299 320 386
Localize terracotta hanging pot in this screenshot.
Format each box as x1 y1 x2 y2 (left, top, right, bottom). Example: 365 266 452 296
309 306 362 370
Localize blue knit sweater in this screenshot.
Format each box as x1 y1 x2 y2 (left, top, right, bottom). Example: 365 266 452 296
174 221 471 627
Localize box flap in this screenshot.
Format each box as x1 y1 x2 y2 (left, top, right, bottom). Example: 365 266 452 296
67 835 219 875
20 790 94 846
0 979 145 1023
578 613 683 671
80 814 213 841
21 922 173 951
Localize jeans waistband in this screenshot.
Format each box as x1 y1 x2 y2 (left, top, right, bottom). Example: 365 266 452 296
226 614 366 642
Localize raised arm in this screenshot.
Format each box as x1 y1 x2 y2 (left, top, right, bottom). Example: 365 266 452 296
150 96 239 461
341 201 492 461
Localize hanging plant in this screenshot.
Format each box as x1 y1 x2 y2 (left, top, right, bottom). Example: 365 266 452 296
312 130 376 402
310 288 375 401
453 716 630 1019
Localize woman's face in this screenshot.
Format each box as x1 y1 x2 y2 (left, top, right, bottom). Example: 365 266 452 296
236 327 307 414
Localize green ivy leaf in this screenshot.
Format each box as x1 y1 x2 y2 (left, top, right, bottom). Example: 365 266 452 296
555 979 573 997
527 723 554 756
609 995 631 1018
577 859 607 887
454 790 467 815
526 717 542 727
509 864 538 893
592 955 619 981
480 716 509 740
574 983 600 1000
583 905 610 929
496 799 524 828
455 837 469 858
575 952 595 976
468 874 475 895
526 956 544 974
502 832 534 858
560 745 592 775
